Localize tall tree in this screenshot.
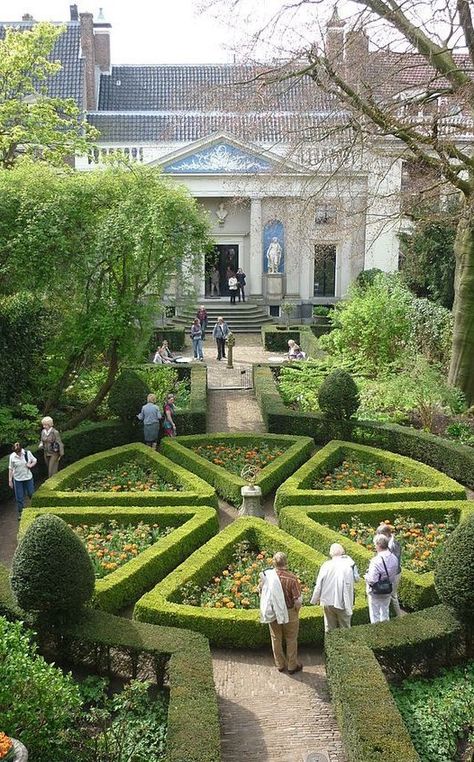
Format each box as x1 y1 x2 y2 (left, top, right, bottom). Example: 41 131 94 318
0 164 211 423
223 0 474 402
0 22 97 168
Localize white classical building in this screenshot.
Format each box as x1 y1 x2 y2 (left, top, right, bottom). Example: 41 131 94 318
3 6 412 316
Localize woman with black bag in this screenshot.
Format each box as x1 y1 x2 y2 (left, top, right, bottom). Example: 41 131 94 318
364 534 398 623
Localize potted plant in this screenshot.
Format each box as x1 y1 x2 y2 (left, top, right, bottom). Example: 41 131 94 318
280 300 294 329
312 305 331 325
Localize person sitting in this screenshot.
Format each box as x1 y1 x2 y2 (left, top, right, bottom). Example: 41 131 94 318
153 340 181 364
287 339 306 360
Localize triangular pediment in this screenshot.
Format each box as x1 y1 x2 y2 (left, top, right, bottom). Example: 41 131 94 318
153 132 303 175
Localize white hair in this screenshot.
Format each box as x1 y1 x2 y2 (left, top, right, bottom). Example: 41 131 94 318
329 543 345 557
374 534 389 550
272 552 288 568
41 416 54 427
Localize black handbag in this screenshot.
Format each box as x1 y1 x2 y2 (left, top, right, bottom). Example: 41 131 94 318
370 557 393 595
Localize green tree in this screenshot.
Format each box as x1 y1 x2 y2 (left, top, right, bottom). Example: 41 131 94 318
0 163 210 424
400 209 457 309
227 0 474 402
0 22 97 168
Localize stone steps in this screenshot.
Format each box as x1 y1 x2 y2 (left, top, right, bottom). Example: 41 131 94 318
173 301 274 333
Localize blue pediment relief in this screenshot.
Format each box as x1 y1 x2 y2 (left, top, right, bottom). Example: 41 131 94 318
163 142 273 174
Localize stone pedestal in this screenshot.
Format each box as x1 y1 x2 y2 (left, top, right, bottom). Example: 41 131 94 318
264 273 285 302
12 739 28 761
238 485 264 518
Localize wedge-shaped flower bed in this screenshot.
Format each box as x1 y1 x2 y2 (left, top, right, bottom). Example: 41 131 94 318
134 517 368 647
160 433 314 506
20 505 219 613
279 500 474 610
275 440 465 513
32 443 217 508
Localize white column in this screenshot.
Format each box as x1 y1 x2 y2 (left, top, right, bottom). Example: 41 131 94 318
249 196 263 297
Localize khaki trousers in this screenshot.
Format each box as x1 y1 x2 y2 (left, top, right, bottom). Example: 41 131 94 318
323 605 352 633
45 453 60 478
268 607 300 671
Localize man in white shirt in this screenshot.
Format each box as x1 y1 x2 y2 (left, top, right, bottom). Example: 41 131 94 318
311 543 360 632
8 442 37 519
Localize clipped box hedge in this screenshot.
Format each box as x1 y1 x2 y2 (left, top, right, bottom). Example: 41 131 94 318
0 565 220 762
20 505 219 613
134 517 369 647
254 363 474 488
160 433 314 506
279 500 473 611
261 324 323 356
149 326 186 352
274 440 466 513
32 443 217 508
325 605 463 762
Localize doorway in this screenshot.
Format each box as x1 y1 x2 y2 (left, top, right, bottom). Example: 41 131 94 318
206 244 239 297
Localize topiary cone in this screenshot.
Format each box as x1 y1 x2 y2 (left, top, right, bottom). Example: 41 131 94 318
10 514 95 627
434 514 474 626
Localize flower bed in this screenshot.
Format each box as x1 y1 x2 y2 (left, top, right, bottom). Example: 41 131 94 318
73 520 175 578
313 458 418 490
180 540 311 610
0 733 14 762
21 505 218 613
337 514 457 573
32 443 217 508
274 440 466 512
279 501 474 610
67 461 181 493
134 517 369 647
161 433 314 506
190 442 285 476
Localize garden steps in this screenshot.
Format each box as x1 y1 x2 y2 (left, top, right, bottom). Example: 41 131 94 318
172 300 274 334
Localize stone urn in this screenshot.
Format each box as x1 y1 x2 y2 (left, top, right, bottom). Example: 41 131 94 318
7 739 28 762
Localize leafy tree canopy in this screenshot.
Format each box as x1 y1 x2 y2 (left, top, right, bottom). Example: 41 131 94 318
0 22 97 168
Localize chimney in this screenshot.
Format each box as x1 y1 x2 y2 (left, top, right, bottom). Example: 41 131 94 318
325 6 345 65
22 13 34 22
80 12 97 110
345 29 369 82
70 5 78 22
94 8 112 74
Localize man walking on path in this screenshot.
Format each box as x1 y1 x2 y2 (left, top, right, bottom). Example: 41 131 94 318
311 543 359 632
212 315 229 361
259 552 303 674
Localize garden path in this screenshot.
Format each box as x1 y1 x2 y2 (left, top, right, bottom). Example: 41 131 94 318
208 336 346 762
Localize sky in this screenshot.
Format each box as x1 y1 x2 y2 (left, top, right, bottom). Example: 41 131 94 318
1 0 240 63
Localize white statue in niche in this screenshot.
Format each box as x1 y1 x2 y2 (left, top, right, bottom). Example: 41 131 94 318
266 237 282 274
216 202 228 226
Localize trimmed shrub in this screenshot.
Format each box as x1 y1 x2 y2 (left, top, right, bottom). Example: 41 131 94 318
10 514 95 627
0 616 83 762
134 517 369 646
108 369 150 421
434 513 474 625
355 267 382 290
160 433 314 506
32 443 218 508
318 369 360 420
325 605 464 762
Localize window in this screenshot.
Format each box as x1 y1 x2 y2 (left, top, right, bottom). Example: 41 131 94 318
314 245 336 297
314 204 337 225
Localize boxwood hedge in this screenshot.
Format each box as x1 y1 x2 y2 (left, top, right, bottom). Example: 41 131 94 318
325 605 464 762
134 517 369 646
160 433 314 506
0 565 220 762
255 363 474 488
32 443 217 508
279 501 474 611
274 440 466 513
20 506 219 613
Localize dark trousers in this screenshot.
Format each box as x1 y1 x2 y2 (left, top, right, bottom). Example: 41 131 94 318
13 478 34 517
238 285 245 302
216 337 226 359
230 291 237 304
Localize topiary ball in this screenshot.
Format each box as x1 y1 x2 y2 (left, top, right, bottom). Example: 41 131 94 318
10 514 95 627
318 368 360 420
108 369 150 422
434 514 474 625
355 268 383 290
